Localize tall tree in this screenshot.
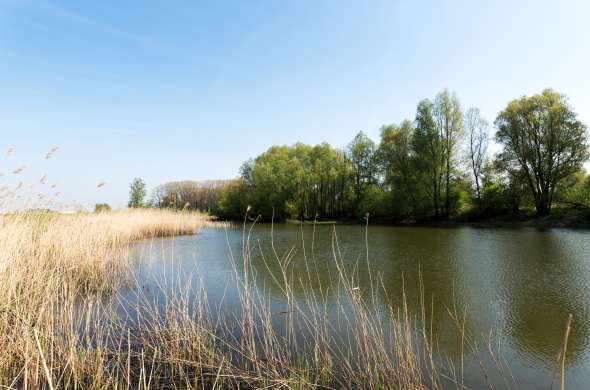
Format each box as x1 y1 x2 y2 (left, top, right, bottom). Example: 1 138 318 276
246 146 303 221
495 89 588 215
128 177 147 208
347 131 377 211
465 108 489 209
434 90 463 217
413 99 443 218
378 120 417 215
334 150 353 218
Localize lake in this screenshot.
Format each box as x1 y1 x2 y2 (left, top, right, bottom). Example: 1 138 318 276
126 223 590 389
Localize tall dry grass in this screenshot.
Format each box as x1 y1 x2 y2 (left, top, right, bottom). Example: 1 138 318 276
0 209 217 388
0 209 510 389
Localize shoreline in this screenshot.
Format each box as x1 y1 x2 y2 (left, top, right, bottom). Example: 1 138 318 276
268 209 590 230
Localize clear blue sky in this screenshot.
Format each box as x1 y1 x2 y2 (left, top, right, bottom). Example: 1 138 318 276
1 0 589 209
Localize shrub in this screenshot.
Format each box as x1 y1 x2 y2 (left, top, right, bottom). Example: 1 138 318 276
94 203 112 213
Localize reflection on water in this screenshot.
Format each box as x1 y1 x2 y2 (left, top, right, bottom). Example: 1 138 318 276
126 224 590 388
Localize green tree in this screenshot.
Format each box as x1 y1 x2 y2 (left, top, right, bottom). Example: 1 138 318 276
412 99 443 218
215 178 250 219
378 120 417 217
434 89 463 217
346 131 377 214
307 143 351 219
234 143 354 221
128 177 147 208
334 150 354 218
558 171 590 207
94 203 111 212
357 184 390 219
495 89 588 215
243 146 303 220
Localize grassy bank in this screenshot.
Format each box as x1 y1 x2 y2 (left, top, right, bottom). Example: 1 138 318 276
0 209 525 388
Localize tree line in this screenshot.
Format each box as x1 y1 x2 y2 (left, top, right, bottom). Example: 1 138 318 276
212 89 588 222
126 89 589 222
151 180 230 211
125 179 229 211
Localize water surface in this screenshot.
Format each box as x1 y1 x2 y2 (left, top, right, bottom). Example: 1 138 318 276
128 224 590 389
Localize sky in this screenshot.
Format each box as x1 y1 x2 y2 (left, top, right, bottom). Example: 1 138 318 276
1 0 589 209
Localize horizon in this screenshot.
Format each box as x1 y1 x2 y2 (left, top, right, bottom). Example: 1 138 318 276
2 0 590 209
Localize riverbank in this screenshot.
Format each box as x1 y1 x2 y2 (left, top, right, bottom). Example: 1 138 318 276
395 206 590 229
282 206 590 230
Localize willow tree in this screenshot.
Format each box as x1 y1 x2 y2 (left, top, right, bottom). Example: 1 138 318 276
495 89 588 215
434 90 463 217
242 145 304 221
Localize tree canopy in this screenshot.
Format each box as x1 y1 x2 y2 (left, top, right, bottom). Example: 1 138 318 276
128 177 147 208
495 89 588 215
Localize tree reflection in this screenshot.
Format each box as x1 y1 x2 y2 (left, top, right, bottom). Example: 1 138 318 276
246 224 477 362
495 231 589 366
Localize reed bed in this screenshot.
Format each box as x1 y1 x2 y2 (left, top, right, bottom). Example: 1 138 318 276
0 209 506 389
0 209 216 387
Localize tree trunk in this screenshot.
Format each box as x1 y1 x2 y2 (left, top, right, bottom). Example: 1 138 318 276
475 179 481 211
445 158 450 217
432 178 439 219
535 195 551 216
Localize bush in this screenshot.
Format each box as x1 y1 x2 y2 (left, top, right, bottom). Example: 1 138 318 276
214 179 250 220
94 203 111 213
558 171 590 206
357 184 390 220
